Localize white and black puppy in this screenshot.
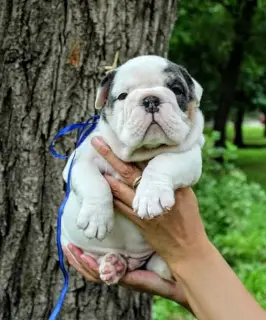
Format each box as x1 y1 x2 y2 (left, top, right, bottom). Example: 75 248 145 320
61 55 204 284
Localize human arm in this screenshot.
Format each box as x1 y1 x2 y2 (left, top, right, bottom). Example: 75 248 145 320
112 184 266 320
88 136 266 320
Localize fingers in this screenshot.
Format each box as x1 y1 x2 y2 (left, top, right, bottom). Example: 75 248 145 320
64 244 101 282
120 270 177 300
174 187 196 202
91 137 142 186
121 270 191 311
105 175 135 207
63 247 99 282
63 247 84 273
174 187 201 218
79 254 100 280
113 199 143 228
67 244 99 274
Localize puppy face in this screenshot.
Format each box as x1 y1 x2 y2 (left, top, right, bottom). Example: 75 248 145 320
96 55 203 160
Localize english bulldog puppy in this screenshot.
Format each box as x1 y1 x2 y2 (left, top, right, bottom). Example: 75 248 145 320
61 55 204 284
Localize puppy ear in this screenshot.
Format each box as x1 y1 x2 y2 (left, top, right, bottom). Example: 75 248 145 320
95 70 116 110
179 66 203 105
192 78 203 104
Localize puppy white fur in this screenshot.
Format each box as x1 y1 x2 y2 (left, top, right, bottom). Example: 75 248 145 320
61 55 204 284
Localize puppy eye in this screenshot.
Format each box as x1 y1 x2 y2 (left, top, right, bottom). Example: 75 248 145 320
171 86 184 96
117 93 128 100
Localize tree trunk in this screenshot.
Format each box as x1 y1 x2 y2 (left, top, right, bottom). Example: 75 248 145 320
213 0 257 147
234 107 245 147
0 1 178 319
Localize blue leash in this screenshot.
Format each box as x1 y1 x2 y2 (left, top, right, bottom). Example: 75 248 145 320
48 114 100 320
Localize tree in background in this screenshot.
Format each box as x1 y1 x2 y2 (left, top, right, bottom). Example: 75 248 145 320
213 0 257 147
0 1 177 319
169 0 266 147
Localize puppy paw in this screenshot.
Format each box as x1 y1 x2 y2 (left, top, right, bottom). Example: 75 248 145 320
146 254 172 280
99 253 127 285
132 179 175 219
76 201 114 240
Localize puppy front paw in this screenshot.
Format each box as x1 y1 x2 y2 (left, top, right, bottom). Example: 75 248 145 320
76 201 114 240
133 179 175 219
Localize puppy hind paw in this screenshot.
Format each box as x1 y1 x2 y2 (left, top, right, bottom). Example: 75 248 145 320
99 253 127 285
146 254 173 281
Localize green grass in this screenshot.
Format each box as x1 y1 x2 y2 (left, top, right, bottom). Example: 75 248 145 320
153 297 195 320
226 124 266 190
205 124 266 189
226 123 266 146
235 148 266 190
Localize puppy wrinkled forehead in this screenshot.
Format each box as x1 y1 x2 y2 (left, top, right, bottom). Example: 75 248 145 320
112 55 169 93
164 62 194 87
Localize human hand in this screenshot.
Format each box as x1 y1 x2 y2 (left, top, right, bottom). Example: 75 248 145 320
91 136 210 270
63 244 190 310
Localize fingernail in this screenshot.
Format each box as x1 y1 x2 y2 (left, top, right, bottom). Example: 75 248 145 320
80 254 94 264
92 136 104 144
80 254 89 262
104 174 114 183
67 243 74 250
91 137 110 155
68 243 83 256
80 254 96 269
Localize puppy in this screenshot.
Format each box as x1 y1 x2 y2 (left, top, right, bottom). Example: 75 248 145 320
61 55 204 284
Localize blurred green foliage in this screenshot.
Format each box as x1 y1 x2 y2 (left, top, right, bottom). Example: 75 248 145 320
196 132 266 239
227 125 266 189
169 0 266 119
153 132 266 319
226 124 266 146
153 1 266 317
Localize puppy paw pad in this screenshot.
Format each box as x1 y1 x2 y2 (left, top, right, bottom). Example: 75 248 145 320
99 253 127 285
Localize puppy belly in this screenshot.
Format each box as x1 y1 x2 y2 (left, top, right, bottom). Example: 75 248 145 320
61 191 153 264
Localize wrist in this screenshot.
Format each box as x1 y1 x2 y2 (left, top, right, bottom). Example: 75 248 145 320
168 237 215 279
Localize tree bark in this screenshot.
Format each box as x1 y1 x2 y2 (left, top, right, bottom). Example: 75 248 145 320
233 107 245 147
0 1 178 319
213 0 257 147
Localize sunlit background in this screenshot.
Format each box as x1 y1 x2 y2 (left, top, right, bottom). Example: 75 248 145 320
154 1 266 319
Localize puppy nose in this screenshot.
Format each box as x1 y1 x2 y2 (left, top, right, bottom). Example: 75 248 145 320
142 96 160 113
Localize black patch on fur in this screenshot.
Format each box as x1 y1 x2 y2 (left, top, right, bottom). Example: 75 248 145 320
99 71 116 122
102 93 116 121
164 61 195 112
101 109 108 122
100 70 116 87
